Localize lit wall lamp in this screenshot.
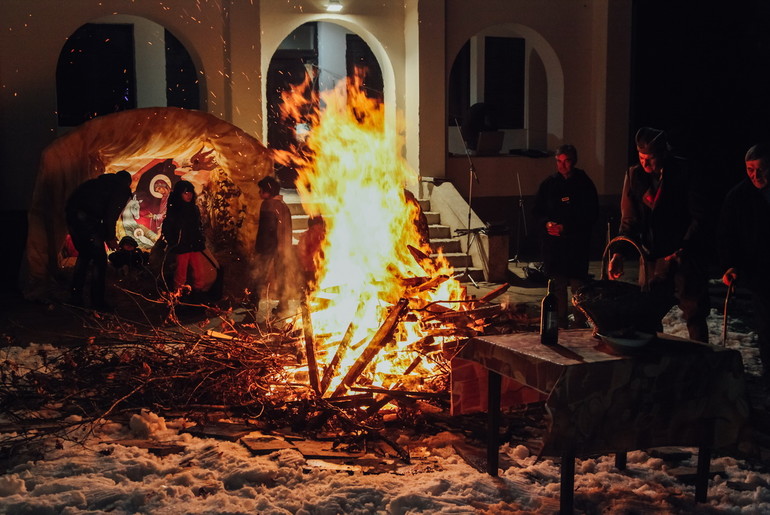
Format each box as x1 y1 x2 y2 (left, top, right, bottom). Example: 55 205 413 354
326 0 343 12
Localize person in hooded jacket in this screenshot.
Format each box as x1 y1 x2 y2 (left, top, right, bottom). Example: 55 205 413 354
253 175 298 315
161 180 207 297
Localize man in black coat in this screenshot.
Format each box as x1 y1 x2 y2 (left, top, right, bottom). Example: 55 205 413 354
718 143 770 382
608 127 710 342
533 144 599 328
65 170 132 310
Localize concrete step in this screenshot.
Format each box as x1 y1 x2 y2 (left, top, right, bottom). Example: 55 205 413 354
430 238 462 254
292 214 310 230
429 225 451 239
439 252 473 269
424 211 441 225
287 202 309 216
453 267 485 284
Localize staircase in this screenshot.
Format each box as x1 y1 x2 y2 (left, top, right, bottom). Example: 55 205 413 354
281 188 485 284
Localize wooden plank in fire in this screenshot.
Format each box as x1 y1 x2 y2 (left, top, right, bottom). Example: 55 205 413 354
319 300 367 395
300 295 321 396
330 298 410 398
476 283 510 304
424 304 505 323
408 274 450 294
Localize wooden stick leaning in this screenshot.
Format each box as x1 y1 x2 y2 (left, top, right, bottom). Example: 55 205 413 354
300 295 321 396
331 298 410 398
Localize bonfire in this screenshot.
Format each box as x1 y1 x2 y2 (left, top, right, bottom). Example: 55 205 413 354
1 71 525 460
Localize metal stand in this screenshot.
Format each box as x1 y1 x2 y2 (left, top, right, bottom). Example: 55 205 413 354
509 172 528 265
453 120 488 287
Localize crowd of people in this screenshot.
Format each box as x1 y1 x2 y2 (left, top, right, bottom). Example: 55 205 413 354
533 128 770 384
61 132 769 380
61 171 424 318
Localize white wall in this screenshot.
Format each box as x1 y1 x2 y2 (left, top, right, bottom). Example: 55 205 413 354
0 0 631 212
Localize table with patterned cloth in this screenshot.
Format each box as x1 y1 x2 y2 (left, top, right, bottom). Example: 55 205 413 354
451 329 749 512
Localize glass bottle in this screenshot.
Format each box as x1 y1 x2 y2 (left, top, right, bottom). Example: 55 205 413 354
540 279 558 345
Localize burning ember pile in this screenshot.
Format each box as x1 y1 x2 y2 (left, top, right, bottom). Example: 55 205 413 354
272 71 513 401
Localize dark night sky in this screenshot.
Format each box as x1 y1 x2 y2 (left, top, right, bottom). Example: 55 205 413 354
631 0 770 199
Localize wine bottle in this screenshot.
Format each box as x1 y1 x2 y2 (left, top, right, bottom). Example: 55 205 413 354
540 279 558 345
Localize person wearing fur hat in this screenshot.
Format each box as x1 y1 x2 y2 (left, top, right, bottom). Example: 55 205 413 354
608 127 710 342
717 143 770 382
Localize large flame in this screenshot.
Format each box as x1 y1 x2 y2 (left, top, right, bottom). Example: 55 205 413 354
275 71 465 396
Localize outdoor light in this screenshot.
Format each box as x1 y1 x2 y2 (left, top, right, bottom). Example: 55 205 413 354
326 0 343 12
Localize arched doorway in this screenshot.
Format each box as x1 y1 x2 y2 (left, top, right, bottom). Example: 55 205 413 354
56 15 200 129
447 24 563 156
266 21 383 188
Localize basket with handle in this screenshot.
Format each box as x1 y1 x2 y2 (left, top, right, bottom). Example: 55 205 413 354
572 236 675 337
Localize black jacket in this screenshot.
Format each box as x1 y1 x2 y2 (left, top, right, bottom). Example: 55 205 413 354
717 179 770 293
65 174 132 241
162 201 206 254
533 168 599 277
619 156 708 261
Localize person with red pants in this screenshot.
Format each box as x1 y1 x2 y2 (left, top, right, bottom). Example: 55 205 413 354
161 180 207 300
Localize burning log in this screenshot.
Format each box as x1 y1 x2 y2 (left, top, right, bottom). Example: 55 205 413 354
320 300 366 395
424 304 505 323
407 244 430 264
362 354 424 417
477 283 510 304
300 296 321 396
408 274 450 294
331 298 410 398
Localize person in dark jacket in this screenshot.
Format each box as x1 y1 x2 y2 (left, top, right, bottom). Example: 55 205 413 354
108 235 149 274
718 143 770 382
161 180 207 295
533 144 599 328
608 127 710 342
254 175 298 315
65 170 132 310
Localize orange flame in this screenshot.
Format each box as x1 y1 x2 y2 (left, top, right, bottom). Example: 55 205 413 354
275 70 465 396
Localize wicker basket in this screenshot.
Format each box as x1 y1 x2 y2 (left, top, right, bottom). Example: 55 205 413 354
572 236 675 336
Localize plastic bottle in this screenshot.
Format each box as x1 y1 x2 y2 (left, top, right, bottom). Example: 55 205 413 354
540 279 558 345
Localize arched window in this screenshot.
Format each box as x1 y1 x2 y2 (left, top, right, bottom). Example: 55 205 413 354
56 19 199 128
448 26 559 155
267 21 383 187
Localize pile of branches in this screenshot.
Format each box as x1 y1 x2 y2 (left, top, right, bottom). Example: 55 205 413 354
0 312 304 444
0 277 534 458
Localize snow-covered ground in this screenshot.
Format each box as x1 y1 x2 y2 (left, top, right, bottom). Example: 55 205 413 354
1 306 768 514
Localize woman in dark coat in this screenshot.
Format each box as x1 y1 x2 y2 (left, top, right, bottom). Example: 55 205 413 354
161 180 207 294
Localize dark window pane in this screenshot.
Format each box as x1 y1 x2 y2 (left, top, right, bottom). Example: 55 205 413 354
345 34 383 103
165 29 200 109
56 23 136 126
484 36 525 129
448 41 471 127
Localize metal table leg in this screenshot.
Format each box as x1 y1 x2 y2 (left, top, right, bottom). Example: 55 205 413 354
487 370 501 476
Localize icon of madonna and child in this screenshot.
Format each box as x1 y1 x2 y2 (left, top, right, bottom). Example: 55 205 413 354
119 156 212 249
